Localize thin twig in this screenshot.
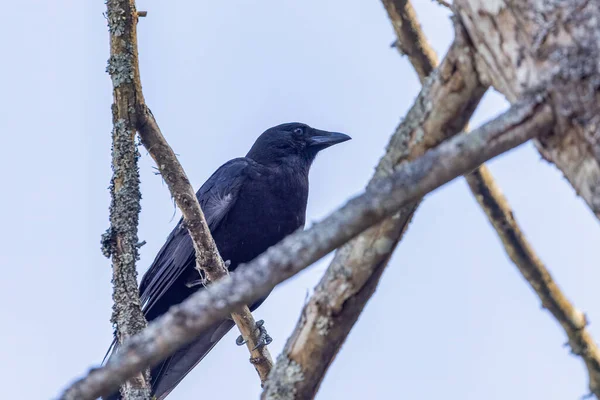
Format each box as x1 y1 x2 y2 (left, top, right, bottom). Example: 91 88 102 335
103 1 151 398
383 0 437 77
383 0 438 83
383 0 439 82
58 99 553 400
433 0 452 10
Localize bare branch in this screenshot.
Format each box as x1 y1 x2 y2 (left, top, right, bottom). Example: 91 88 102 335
432 0 452 10
106 0 273 388
103 0 150 398
383 0 439 82
59 98 553 400
263 16 487 398
137 110 274 381
466 166 600 398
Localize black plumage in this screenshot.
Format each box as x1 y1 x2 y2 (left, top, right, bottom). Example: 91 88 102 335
103 122 350 399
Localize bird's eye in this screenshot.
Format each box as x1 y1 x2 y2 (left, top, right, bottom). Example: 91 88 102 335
293 127 304 134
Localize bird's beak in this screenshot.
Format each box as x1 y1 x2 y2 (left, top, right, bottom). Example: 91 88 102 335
308 130 352 149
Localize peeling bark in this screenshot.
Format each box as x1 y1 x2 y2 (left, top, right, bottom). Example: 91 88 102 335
455 0 600 220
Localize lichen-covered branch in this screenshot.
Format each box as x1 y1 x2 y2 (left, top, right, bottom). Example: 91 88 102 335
454 0 600 221
104 0 273 387
58 98 553 400
466 167 600 398
102 1 150 398
262 15 488 399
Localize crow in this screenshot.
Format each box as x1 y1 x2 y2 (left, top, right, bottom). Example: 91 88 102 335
104 122 350 399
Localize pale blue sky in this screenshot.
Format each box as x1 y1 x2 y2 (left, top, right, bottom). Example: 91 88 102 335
1 1 599 399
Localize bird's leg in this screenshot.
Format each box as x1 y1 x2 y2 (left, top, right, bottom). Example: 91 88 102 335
236 319 273 349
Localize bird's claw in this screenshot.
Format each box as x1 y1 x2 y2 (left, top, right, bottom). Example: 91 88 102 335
235 319 273 350
253 320 273 350
235 335 247 346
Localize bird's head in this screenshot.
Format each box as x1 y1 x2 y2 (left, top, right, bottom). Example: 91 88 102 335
246 122 351 166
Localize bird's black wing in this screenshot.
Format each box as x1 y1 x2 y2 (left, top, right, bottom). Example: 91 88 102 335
138 157 251 312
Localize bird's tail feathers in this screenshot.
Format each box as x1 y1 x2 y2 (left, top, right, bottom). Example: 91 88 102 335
152 319 235 400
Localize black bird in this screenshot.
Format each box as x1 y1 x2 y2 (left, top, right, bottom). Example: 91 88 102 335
104 122 350 400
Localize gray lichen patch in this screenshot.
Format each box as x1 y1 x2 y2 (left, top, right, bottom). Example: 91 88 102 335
120 385 151 400
101 227 115 258
109 119 142 245
106 0 128 37
263 354 305 400
106 53 134 87
107 116 145 335
315 315 331 336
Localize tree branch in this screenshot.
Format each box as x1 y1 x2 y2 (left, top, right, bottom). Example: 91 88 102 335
432 0 452 10
105 0 273 389
388 2 600 396
466 166 600 398
136 110 274 382
385 0 439 83
262 14 488 398
102 1 150 398
59 98 553 400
